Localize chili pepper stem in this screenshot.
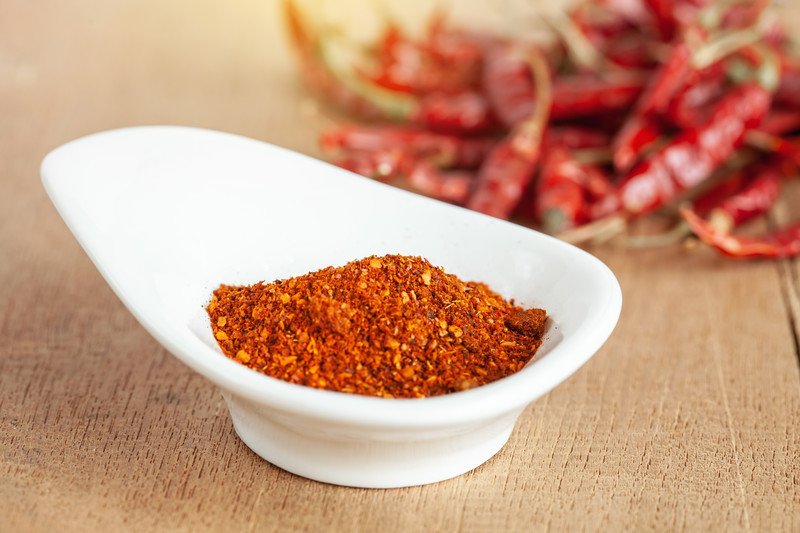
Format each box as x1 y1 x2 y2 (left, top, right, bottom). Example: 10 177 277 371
538 8 616 74
692 19 770 70
746 130 781 152
556 215 627 245
545 9 599 67
572 147 612 165
511 46 552 158
699 0 771 30
707 210 736 233
542 209 569 235
619 221 691 249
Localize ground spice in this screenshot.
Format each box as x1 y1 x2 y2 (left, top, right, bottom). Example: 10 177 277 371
207 255 547 398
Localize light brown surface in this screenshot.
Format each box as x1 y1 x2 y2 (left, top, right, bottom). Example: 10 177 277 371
1 1 799 531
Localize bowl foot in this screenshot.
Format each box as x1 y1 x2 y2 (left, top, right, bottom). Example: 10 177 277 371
226 395 519 488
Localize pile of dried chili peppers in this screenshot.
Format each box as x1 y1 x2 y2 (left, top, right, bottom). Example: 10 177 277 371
284 0 800 259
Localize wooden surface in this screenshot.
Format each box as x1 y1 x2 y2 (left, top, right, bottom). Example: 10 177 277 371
1 1 799 531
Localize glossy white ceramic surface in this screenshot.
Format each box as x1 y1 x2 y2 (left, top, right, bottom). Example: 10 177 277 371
42 126 621 488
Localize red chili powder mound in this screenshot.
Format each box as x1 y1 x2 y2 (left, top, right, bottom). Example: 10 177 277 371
207 255 547 398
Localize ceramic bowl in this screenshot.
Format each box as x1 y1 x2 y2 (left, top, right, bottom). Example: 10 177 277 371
42 126 621 488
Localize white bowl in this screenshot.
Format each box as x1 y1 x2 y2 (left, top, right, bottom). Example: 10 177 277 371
41 126 621 488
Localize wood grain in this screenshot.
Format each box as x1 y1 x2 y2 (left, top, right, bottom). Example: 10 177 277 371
1 0 799 531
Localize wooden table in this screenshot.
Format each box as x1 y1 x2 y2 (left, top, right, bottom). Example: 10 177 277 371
2 1 799 530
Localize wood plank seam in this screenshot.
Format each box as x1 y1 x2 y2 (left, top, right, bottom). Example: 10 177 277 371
789 259 800 370
769 202 800 373
777 260 800 370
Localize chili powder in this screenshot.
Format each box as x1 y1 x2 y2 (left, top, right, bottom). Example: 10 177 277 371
207 255 547 398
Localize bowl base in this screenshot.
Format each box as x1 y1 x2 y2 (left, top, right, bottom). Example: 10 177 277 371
226 394 519 488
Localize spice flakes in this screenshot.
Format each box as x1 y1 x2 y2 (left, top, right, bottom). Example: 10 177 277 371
207 255 547 398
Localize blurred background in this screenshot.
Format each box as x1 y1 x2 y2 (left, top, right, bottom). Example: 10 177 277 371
1 0 565 162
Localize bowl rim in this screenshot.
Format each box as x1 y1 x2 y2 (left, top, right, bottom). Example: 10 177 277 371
42 126 623 429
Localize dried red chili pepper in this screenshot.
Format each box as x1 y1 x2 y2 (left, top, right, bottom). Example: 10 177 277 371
603 31 659 69
337 59 497 133
775 60 800 109
635 42 693 117
545 126 610 150
703 163 781 231
428 14 488 53
374 22 403 66
468 139 539 219
582 164 615 200
775 55 800 103
689 169 748 216
535 146 590 233
618 164 742 249
666 65 727 128
550 73 647 120
777 137 800 165
366 24 425 94
482 42 538 128
333 149 473 204
207 255 547 398
365 18 482 95
320 125 495 169
618 158 780 250
485 67 645 127
571 1 639 44
757 109 800 137
410 91 497 134
618 83 771 216
643 0 678 41
333 149 408 182
468 47 552 219
424 16 485 88
405 162 473 205
322 125 441 155
610 43 694 170
611 115 662 173
585 193 619 222
681 208 800 259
